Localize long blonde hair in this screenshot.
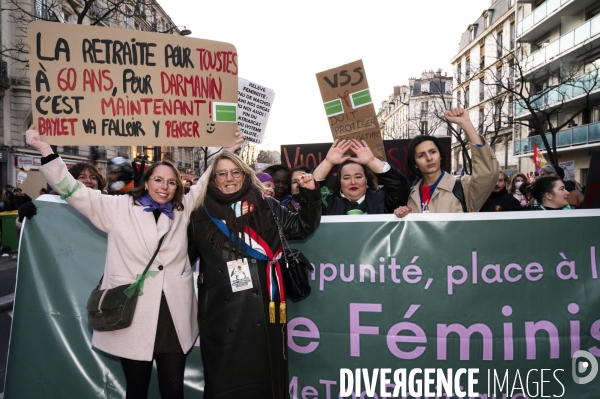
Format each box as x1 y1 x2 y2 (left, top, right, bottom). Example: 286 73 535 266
195 151 264 209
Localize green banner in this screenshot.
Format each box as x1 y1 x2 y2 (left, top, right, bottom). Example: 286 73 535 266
5 198 600 398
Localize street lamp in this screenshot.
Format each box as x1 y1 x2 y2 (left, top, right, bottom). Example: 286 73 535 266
159 26 192 36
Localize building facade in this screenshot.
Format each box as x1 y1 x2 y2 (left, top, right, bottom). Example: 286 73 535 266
377 70 453 141
450 0 518 175
513 0 600 184
0 0 195 196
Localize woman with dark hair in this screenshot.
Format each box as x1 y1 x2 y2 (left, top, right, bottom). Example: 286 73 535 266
280 165 311 212
264 164 290 201
394 108 499 217
69 162 107 192
26 125 243 399
188 151 321 399
530 176 573 210
312 139 409 215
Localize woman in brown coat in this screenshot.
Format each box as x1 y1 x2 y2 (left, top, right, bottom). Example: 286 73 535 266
394 108 499 216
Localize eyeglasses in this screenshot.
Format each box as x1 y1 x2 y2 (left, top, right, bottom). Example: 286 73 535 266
215 169 243 180
149 177 178 189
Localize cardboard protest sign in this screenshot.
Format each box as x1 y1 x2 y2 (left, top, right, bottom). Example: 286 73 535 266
316 60 386 161
237 78 274 144
281 137 451 184
27 21 238 147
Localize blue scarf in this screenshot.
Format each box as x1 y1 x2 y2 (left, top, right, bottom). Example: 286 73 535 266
137 193 174 219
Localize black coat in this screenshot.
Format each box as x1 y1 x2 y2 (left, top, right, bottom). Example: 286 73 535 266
479 187 522 212
320 166 409 215
187 187 322 399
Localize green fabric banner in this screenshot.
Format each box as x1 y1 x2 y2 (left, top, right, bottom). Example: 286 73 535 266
5 198 600 398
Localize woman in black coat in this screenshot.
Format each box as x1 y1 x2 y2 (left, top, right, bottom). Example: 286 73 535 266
312 139 409 215
188 151 321 399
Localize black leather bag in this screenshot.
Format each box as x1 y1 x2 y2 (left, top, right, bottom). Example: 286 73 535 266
267 198 314 303
281 248 314 302
86 236 164 331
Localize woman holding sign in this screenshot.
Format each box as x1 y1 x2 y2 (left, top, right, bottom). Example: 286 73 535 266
313 139 409 215
187 151 321 399
394 108 499 216
25 125 243 399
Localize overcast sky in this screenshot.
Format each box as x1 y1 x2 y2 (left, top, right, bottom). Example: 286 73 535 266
161 0 487 151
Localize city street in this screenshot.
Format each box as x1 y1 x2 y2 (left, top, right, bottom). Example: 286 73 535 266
0 255 18 396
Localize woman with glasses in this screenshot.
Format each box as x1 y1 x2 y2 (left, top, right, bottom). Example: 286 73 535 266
188 151 321 399
25 125 243 399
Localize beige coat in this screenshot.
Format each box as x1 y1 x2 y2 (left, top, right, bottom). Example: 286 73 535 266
408 143 499 213
40 157 207 361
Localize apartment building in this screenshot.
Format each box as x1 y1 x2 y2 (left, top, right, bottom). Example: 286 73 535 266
513 0 600 184
450 0 518 174
377 70 453 140
0 0 195 195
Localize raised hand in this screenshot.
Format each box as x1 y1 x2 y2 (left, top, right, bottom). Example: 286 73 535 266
444 108 483 145
325 139 353 165
297 172 316 190
444 108 472 127
224 128 245 153
347 140 375 165
25 125 53 156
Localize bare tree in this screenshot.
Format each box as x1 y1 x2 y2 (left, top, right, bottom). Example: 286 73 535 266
479 33 600 165
3 0 181 69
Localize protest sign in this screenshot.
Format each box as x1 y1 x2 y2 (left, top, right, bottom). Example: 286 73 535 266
237 78 274 144
27 21 238 147
559 160 575 181
8 199 600 398
281 137 452 184
316 60 386 161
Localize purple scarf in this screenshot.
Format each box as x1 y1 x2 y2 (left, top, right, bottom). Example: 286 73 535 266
137 193 174 219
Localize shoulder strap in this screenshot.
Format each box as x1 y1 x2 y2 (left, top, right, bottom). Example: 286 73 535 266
453 179 468 213
97 235 165 288
265 197 292 260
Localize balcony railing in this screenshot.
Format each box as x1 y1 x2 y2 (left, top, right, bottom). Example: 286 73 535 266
517 0 571 37
513 121 600 155
520 13 600 73
515 72 600 116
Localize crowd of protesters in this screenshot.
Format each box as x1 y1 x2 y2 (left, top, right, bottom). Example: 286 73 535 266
18 107 592 399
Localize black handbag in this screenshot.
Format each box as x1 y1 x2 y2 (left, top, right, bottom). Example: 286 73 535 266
86 236 165 331
267 198 314 303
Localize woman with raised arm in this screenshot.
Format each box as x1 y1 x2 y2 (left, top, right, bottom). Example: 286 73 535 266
25 125 243 399
312 139 409 215
188 151 321 399
394 108 499 217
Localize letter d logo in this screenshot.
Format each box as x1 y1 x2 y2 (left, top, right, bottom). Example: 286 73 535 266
572 350 598 384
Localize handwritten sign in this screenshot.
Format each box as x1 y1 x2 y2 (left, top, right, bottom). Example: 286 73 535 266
316 60 386 161
27 21 238 147
237 78 274 144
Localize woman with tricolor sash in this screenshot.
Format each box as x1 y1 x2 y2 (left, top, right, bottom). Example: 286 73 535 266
187 151 321 399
